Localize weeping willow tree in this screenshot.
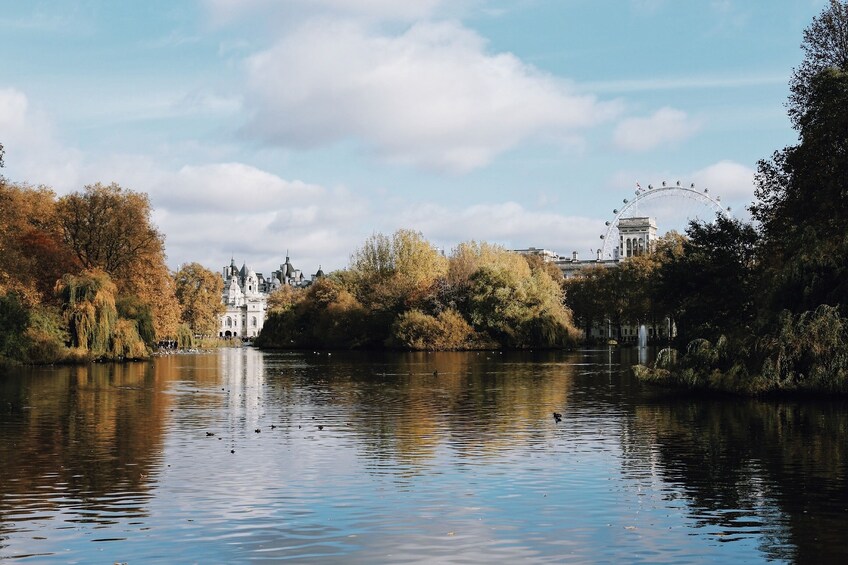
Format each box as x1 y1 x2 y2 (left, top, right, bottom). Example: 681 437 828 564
56 269 147 359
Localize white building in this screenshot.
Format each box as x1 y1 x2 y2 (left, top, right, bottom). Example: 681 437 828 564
218 255 325 339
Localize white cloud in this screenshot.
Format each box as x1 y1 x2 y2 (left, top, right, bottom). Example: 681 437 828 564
89 159 369 272
690 159 755 205
0 87 85 190
613 107 701 152
0 89 365 273
158 163 324 214
395 201 604 257
242 20 620 172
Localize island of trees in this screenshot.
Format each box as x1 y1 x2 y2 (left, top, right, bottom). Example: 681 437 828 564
256 231 580 351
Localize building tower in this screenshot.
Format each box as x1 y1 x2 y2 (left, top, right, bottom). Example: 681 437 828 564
618 217 657 258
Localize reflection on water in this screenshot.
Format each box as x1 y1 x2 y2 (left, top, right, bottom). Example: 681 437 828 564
1 348 847 562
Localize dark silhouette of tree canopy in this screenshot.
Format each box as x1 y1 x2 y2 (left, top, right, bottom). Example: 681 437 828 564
788 0 848 128
752 1 848 319
655 215 759 344
753 69 848 316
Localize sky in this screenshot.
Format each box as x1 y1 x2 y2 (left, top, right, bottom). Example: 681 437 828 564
0 0 827 276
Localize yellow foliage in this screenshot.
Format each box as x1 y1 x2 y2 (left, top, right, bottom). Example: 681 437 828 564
448 241 530 286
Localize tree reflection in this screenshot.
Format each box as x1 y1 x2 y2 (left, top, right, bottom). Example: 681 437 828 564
257 350 578 473
628 397 848 562
0 362 168 530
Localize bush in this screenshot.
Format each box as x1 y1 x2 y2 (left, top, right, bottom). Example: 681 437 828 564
759 305 848 392
110 319 148 359
0 293 30 360
21 307 69 363
176 323 195 349
389 308 474 350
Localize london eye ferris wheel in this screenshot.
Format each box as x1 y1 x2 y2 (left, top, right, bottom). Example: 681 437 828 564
598 180 732 260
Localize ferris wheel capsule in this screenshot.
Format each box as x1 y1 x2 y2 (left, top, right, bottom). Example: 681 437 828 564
613 209 618 214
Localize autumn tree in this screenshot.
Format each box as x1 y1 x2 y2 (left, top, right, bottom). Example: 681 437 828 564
447 241 528 287
174 263 225 336
350 229 448 311
0 181 78 305
257 276 372 349
55 269 147 359
259 232 580 351
266 284 305 314
57 183 163 276
56 183 180 339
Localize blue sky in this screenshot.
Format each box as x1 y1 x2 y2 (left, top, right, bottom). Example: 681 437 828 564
0 0 825 274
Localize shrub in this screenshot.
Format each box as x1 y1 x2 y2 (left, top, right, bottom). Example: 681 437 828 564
389 308 474 350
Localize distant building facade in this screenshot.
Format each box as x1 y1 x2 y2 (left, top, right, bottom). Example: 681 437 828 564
218 254 325 339
517 217 659 280
515 216 673 344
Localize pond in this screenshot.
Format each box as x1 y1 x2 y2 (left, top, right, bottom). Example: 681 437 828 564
1 348 847 563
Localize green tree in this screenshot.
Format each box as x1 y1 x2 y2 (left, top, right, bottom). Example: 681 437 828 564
56 270 117 354
116 295 156 347
753 68 848 317
563 232 683 342
563 266 608 339
55 269 147 359
467 265 578 348
174 263 225 336
0 293 29 360
655 216 759 345
787 0 848 128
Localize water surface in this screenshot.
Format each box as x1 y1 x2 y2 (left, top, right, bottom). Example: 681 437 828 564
1 348 847 563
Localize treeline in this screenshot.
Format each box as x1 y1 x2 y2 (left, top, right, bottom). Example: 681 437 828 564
0 181 225 365
631 1 848 394
256 230 580 351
